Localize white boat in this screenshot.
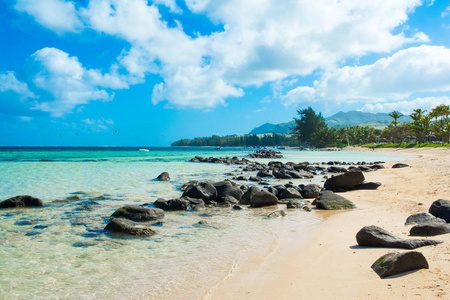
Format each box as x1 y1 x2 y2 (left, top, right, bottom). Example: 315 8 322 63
139 149 149 152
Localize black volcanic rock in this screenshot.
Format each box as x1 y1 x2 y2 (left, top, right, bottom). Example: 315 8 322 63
356 225 443 249
429 199 450 222
111 205 164 221
371 251 429 279
324 169 365 190
105 218 156 236
0 195 44 208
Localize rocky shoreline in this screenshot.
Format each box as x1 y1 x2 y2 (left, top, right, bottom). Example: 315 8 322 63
1 149 449 283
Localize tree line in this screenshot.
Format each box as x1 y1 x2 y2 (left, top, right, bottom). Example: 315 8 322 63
171 104 449 148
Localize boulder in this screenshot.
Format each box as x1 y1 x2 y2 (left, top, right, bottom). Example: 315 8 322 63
356 225 443 249
300 184 321 199
392 163 409 168
428 199 450 222
240 186 261 205
278 187 303 200
214 182 244 201
324 169 365 190
104 218 156 236
409 223 450 236
250 191 278 208
156 172 170 181
257 170 273 178
111 205 165 221
314 191 356 210
0 195 44 208
182 182 217 202
272 169 292 179
371 251 429 279
267 210 286 218
405 212 446 225
153 199 190 211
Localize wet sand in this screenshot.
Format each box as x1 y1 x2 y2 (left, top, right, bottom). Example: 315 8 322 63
209 147 450 299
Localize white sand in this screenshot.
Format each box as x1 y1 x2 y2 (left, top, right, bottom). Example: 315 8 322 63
209 147 450 299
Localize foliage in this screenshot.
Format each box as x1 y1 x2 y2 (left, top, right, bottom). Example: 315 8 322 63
171 133 297 147
291 107 328 146
363 143 450 148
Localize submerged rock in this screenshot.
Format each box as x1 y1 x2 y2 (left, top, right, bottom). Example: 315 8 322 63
182 182 217 202
267 210 286 218
111 205 164 221
156 172 170 181
300 184 321 199
371 251 428 279
392 163 409 168
356 225 443 249
0 195 44 209
105 218 156 236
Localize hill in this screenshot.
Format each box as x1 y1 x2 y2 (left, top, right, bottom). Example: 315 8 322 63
248 111 412 134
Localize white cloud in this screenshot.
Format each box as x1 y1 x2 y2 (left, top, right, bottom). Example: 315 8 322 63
82 118 114 131
15 0 82 33
442 6 450 18
360 96 450 114
281 45 450 106
13 0 431 110
27 47 129 116
0 71 35 98
79 0 428 108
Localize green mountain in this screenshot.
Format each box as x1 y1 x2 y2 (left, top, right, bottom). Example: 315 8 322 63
248 111 411 134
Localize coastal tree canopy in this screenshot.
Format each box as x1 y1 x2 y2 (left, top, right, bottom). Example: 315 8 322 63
291 107 328 146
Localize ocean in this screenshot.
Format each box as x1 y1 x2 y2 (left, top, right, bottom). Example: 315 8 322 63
0 147 414 299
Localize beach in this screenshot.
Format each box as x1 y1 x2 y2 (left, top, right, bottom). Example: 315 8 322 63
209 147 450 299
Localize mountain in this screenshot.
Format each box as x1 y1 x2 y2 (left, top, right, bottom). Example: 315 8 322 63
249 121 293 134
248 111 412 134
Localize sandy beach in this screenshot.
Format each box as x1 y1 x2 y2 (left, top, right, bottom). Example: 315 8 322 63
209 147 450 299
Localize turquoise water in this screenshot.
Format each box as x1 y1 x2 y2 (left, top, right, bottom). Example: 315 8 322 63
0 147 413 299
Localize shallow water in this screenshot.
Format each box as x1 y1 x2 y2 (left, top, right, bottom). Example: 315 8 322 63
0 147 413 299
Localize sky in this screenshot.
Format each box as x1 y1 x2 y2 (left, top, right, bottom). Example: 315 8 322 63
1 0 450 146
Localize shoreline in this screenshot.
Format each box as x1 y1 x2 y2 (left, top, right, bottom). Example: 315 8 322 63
208 147 450 299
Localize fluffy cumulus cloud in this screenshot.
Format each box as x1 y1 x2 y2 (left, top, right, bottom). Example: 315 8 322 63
0 72 35 98
25 47 129 117
15 0 82 33
7 0 442 113
282 45 450 107
360 96 450 114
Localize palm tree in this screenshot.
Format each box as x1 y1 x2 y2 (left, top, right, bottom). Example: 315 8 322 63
432 104 450 143
388 110 404 143
410 109 428 143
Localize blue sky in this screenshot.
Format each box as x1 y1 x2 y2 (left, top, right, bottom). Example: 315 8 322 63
1 0 450 146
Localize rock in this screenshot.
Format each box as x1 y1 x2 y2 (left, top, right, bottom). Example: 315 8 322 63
356 225 443 249
286 200 306 209
250 191 279 208
247 150 283 159
314 191 356 210
153 198 190 211
392 163 409 168
324 169 365 190
111 205 164 221
216 195 239 205
257 170 273 178
409 223 450 236
351 182 382 190
156 172 170 181
0 195 44 208
233 205 243 210
182 182 217 202
300 184 321 199
67 195 82 200
428 199 450 222
104 218 156 236
272 169 292 179
303 205 312 212
267 210 286 218
214 182 244 201
371 252 429 279
405 212 446 225
278 187 303 200
240 186 260 205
